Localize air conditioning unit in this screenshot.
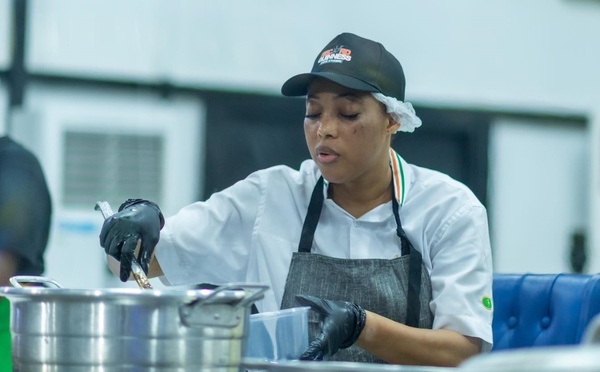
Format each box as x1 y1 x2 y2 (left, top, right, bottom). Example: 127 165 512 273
10 84 205 288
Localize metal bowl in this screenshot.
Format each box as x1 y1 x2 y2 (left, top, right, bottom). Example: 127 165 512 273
460 345 600 372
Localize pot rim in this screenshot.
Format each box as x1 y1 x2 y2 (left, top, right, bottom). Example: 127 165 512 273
2 276 268 308
0 286 248 303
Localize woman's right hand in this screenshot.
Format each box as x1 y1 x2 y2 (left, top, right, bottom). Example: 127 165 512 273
295 294 367 360
99 199 164 282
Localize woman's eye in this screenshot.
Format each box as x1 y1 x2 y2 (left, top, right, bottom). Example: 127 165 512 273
305 113 320 119
341 113 359 120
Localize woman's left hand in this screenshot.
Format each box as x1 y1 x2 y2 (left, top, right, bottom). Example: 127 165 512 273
295 294 367 360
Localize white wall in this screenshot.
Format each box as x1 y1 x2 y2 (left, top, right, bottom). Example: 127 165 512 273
590 112 600 274
0 0 11 71
26 0 600 112
490 118 589 273
0 83 6 134
27 0 166 81
0 0 10 135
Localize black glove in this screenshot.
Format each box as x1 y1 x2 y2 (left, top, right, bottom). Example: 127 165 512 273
99 199 164 282
295 294 367 361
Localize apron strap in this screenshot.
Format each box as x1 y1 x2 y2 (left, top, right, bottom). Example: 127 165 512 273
406 246 423 327
298 176 325 253
392 196 410 257
392 194 422 327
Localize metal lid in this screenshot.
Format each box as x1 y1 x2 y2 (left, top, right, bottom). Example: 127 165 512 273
1 276 267 306
1 286 246 304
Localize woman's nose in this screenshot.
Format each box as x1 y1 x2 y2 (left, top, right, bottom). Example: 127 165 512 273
317 115 337 138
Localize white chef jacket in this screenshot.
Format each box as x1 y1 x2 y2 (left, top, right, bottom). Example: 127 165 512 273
155 151 494 350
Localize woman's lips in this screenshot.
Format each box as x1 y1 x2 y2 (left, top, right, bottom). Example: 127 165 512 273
316 145 339 164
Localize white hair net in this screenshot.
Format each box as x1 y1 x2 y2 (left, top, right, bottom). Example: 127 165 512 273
371 93 422 133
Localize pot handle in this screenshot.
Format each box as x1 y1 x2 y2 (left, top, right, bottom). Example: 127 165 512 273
9 276 64 289
205 282 269 309
180 283 269 328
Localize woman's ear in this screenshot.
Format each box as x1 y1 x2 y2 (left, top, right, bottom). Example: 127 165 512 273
387 115 401 134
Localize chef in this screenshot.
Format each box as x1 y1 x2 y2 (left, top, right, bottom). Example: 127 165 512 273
100 32 493 366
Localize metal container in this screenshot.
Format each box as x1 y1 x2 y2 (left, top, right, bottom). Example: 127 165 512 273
583 313 600 344
459 345 600 372
242 359 454 372
1 276 267 371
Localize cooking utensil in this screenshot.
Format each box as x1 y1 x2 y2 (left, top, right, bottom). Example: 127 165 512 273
3 276 268 371
94 200 153 289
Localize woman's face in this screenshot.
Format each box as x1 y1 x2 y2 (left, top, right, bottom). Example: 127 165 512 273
304 78 399 185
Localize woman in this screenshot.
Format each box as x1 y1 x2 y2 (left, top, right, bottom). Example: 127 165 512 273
100 32 493 366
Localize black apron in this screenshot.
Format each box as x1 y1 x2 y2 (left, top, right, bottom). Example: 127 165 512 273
280 176 434 363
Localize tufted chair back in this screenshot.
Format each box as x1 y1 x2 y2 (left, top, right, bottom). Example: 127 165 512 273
492 273 600 351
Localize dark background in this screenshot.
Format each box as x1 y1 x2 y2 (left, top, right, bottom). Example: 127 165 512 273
202 91 491 206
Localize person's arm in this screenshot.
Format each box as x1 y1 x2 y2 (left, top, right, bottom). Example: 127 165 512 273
356 204 491 365
357 311 481 366
296 295 482 366
0 251 19 287
151 172 266 286
101 170 266 284
297 204 492 365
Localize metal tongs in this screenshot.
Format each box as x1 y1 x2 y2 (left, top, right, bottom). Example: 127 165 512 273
95 201 153 289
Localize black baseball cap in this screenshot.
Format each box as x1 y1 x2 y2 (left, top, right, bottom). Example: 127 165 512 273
281 32 406 101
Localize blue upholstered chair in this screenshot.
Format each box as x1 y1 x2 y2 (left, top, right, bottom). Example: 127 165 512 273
492 273 600 351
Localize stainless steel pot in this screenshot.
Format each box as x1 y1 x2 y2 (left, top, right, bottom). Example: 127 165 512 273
1 276 267 371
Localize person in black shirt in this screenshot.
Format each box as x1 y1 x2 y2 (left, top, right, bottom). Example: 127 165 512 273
0 135 52 369
0 136 52 286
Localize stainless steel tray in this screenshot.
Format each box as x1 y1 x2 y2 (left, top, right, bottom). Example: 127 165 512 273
242 359 453 372
459 345 600 372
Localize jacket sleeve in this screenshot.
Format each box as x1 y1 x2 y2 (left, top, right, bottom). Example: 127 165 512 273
427 204 494 351
154 169 266 286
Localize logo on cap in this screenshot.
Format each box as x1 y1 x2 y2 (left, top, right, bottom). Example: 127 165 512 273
318 45 352 65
